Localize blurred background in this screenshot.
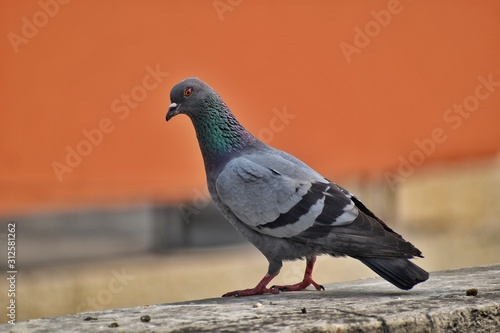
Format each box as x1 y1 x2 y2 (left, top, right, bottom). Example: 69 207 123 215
1 0 499 323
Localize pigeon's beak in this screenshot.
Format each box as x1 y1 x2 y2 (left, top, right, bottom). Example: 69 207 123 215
166 102 180 121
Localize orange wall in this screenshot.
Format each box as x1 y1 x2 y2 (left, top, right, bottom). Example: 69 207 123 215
1 1 500 215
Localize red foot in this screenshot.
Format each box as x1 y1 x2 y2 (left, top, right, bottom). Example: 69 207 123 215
222 287 280 297
272 278 324 292
222 257 324 297
273 257 325 292
222 273 279 297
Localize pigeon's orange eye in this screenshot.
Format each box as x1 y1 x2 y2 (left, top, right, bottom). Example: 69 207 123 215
184 88 192 97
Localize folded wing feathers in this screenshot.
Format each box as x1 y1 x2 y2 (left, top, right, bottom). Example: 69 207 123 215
216 154 359 238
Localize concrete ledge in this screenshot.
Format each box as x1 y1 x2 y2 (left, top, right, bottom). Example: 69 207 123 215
5 265 499 332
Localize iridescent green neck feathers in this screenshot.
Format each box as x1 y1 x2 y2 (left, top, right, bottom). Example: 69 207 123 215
189 94 256 170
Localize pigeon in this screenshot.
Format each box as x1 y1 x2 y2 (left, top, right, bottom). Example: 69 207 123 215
166 77 429 297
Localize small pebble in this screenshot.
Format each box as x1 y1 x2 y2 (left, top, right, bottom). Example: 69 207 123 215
252 302 263 308
301 307 307 314
466 288 478 296
140 315 151 322
108 322 119 328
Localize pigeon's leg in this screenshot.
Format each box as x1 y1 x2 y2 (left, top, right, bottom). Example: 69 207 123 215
272 256 325 292
222 260 282 297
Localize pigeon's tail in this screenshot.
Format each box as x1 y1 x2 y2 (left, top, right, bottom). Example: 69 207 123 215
356 257 429 290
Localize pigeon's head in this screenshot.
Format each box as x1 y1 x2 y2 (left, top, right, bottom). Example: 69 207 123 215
166 77 214 121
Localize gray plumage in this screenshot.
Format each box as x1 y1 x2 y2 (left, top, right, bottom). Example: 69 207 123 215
166 77 429 295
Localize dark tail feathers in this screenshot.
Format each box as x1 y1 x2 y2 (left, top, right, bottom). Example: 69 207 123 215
357 257 429 290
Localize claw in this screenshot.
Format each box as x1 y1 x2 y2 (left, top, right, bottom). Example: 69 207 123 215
222 292 239 297
311 281 325 291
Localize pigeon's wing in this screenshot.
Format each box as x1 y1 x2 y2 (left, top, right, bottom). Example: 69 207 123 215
215 151 422 258
215 152 359 238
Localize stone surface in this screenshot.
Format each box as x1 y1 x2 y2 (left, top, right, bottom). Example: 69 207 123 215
3 265 499 332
